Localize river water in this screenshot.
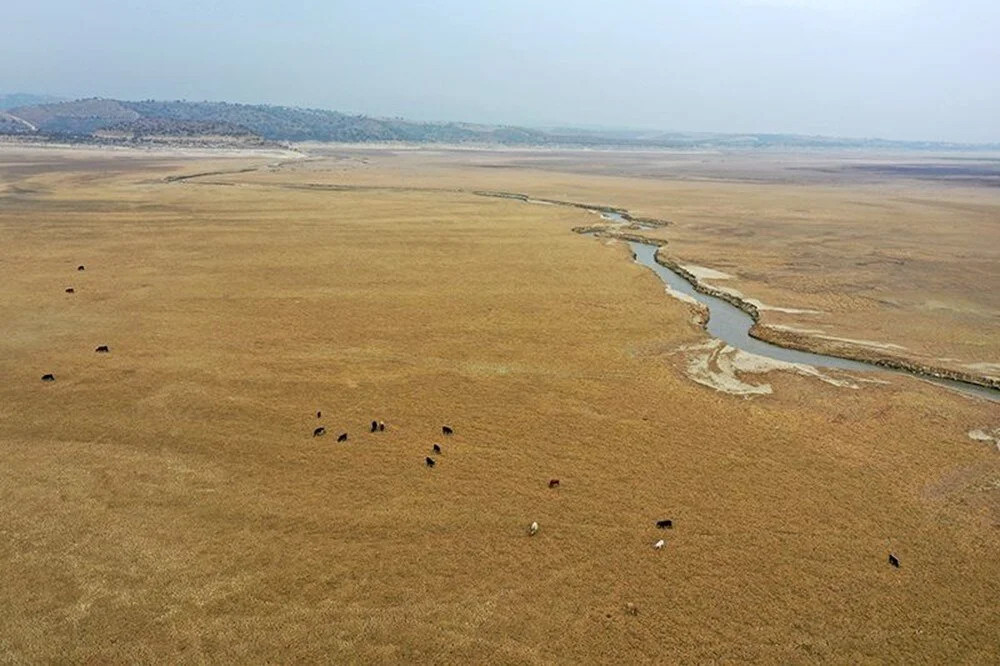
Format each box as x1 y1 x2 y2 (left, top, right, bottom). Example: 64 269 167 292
596 213 997 401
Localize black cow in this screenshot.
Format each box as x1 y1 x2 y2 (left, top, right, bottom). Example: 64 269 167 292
548 479 560 489
41 373 55 382
656 519 673 529
371 420 378 433
442 425 453 436
337 432 348 442
888 553 900 568
378 421 385 432
432 444 441 454
313 427 326 437
65 288 75 294
95 345 109 353
425 457 436 468
316 411 322 419
77 265 85 271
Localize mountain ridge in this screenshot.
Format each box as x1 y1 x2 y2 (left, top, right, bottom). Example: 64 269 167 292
3 95 999 151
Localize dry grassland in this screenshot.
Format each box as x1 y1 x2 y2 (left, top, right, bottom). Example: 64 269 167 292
0 146 998 663
264 147 1000 383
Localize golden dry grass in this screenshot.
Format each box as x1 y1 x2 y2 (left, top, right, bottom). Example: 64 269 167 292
0 146 998 663
253 147 1000 381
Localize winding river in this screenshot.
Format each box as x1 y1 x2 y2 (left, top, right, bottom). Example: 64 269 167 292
596 213 999 402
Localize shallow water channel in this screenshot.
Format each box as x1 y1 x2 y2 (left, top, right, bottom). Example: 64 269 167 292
596 213 998 401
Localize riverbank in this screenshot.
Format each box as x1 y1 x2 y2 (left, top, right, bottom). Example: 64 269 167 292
482 189 999 396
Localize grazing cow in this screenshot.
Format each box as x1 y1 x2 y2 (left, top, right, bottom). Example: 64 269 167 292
432 444 441 454
656 519 673 529
41 374 55 382
337 433 348 442
316 411 321 419
77 265 85 271
425 456 436 468
442 425 453 436
378 421 385 432
95 345 109 353
65 288 75 294
653 539 665 550
548 479 560 489
888 553 900 568
528 521 539 536
371 420 378 433
313 427 326 437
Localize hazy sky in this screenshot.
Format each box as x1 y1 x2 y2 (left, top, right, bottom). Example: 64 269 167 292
4 0 999 142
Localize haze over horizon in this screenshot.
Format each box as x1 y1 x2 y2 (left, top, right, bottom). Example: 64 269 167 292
5 0 999 143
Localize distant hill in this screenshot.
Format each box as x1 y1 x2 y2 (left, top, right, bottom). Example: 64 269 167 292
2 97 553 146
11 98 141 135
0 93 65 110
2 96 998 151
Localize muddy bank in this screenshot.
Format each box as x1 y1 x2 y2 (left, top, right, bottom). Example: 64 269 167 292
751 323 1000 391
474 190 671 228
572 226 669 247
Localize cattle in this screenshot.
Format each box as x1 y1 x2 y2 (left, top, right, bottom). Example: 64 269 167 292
432 444 441 454
313 427 326 437
442 425 453 436
656 519 673 529
625 603 639 616
95 345 109 353
654 539 665 550
77 265 85 271
370 420 378 433
316 411 322 419
889 553 900 568
41 374 55 382
528 521 539 536
65 288 75 294
378 421 385 432
425 456 436 468
548 479 560 489
337 433 348 442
